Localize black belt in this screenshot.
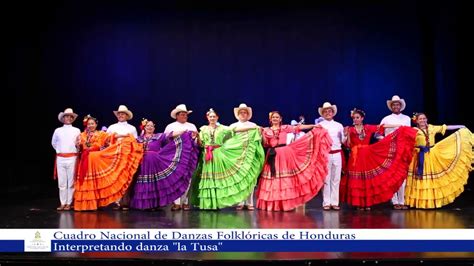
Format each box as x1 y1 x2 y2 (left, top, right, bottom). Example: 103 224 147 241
268 144 286 177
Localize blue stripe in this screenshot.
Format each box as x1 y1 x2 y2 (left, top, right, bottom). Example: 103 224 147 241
0 240 24 252
51 240 474 252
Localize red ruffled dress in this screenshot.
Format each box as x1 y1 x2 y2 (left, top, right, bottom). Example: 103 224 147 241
340 125 416 207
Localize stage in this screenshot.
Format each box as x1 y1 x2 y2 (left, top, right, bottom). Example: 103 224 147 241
1 192 473 265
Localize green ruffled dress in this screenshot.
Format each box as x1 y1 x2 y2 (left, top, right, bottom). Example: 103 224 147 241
191 126 264 209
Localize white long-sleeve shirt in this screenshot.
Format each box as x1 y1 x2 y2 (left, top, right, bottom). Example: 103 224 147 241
318 119 345 150
164 121 198 134
51 125 81 154
229 121 258 128
380 113 411 135
107 121 138 138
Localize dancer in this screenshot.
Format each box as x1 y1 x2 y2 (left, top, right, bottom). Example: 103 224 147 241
229 103 265 211
191 108 263 210
341 108 417 211
380 95 412 209
130 119 198 210
74 113 143 211
317 102 346 210
52 108 80 211
106 105 142 211
256 110 331 211
405 112 472 209
164 104 199 211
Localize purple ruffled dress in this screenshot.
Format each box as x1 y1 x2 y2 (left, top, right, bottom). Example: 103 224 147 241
130 131 198 209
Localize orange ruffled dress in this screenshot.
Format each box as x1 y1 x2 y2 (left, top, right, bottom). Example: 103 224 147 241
256 126 332 211
74 132 143 211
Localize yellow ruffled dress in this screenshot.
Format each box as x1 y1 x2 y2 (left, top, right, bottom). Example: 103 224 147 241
405 125 473 208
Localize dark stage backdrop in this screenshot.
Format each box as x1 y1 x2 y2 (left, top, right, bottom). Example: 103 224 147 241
9 1 471 200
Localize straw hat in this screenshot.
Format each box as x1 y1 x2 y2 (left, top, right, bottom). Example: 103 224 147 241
318 102 337 116
233 103 253 120
113 105 133 120
386 95 406 112
58 108 78 123
170 104 193 119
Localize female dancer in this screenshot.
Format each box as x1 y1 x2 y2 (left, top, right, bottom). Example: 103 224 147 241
130 119 199 210
340 109 417 210
74 115 143 211
191 108 264 210
256 111 332 211
405 112 472 209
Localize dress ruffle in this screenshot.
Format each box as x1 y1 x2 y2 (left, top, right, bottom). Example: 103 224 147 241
130 132 199 209
74 135 143 211
405 128 473 208
191 129 265 210
340 126 417 207
256 127 332 211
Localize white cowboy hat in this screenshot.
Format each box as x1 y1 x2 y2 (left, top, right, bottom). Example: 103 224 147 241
58 108 78 123
318 102 337 117
170 104 193 119
386 95 406 112
113 105 133 120
233 103 253 121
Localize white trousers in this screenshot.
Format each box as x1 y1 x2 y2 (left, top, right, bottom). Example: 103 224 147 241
56 157 76 205
174 182 191 205
391 179 406 205
322 152 342 207
117 189 131 206
238 190 255 206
